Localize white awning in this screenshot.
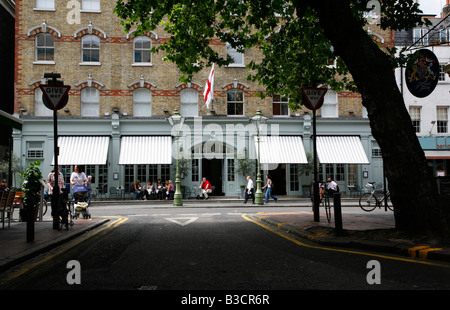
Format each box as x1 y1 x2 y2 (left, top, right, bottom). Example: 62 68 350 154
53 136 110 165
424 150 450 159
254 136 308 164
119 136 172 165
316 136 369 164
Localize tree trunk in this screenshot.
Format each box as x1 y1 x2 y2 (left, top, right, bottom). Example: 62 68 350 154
305 0 449 237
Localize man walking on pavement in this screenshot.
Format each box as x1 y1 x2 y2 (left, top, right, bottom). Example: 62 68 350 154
244 176 255 204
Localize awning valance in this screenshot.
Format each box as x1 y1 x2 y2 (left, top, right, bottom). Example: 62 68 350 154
119 136 172 165
53 136 110 165
254 136 308 164
424 150 450 159
316 136 369 164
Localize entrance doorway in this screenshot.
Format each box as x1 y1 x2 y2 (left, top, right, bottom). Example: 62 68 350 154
268 164 287 195
202 159 223 195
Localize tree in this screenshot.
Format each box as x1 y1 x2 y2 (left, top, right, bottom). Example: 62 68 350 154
114 0 449 238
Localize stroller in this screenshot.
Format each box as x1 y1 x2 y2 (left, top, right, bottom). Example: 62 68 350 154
72 184 91 219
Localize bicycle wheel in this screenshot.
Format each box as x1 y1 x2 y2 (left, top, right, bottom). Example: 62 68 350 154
324 196 332 223
359 193 377 212
385 194 394 211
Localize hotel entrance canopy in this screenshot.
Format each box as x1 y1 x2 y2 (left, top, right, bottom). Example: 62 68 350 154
316 136 369 164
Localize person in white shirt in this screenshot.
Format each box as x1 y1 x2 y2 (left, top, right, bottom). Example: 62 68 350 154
70 165 88 186
244 176 254 204
327 177 338 196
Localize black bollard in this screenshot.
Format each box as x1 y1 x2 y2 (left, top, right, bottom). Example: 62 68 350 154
333 192 343 235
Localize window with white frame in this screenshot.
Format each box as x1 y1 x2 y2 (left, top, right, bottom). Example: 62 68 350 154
82 35 100 63
81 87 100 116
226 42 244 66
437 106 448 134
227 89 244 115
272 95 289 116
180 88 198 116
133 88 152 116
439 65 448 82
133 36 152 64
409 106 421 133
35 0 54 9
27 141 44 159
35 33 54 62
81 0 100 11
34 87 53 116
440 29 449 44
321 90 338 117
413 28 428 46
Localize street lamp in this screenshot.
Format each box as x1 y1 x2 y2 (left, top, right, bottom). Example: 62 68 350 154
167 108 184 206
250 109 267 205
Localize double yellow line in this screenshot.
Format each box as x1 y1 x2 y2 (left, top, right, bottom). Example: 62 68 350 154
242 214 450 269
0 216 128 285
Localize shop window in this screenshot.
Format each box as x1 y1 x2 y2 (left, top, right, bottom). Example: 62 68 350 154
227 159 235 182
290 164 299 191
192 159 199 182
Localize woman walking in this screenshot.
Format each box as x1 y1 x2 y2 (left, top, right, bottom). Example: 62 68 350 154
262 174 278 203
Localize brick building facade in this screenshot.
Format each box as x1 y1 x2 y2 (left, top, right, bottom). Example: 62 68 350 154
12 0 387 198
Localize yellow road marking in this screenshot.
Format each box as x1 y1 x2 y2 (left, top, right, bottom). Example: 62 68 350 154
408 245 430 258
0 216 128 284
418 248 443 259
242 214 450 269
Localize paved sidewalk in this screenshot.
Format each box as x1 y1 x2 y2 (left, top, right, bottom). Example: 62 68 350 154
250 210 450 264
0 217 109 273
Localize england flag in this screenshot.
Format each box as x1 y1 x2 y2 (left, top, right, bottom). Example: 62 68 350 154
203 64 215 109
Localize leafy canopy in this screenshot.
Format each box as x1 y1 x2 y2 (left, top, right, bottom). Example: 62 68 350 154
114 0 427 107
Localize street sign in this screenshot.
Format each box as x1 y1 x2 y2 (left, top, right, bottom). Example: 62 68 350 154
301 87 328 111
39 85 71 111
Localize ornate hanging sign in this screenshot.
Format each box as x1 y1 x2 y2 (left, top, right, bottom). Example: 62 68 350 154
405 49 440 98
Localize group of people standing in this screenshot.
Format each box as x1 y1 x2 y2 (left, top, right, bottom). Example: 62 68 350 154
244 174 278 204
45 165 92 205
134 179 174 200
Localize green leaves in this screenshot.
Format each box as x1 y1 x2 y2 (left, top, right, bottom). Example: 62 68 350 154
22 161 43 211
114 0 426 106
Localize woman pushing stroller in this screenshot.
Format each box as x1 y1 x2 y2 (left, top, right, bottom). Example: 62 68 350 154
70 165 91 219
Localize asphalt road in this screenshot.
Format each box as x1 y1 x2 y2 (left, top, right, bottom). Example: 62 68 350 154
2 205 450 295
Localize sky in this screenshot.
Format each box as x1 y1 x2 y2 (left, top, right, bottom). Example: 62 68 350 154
418 0 446 16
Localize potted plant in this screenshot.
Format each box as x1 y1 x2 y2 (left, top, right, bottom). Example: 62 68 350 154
19 161 43 242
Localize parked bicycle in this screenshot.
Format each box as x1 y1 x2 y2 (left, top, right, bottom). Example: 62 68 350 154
359 182 393 212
